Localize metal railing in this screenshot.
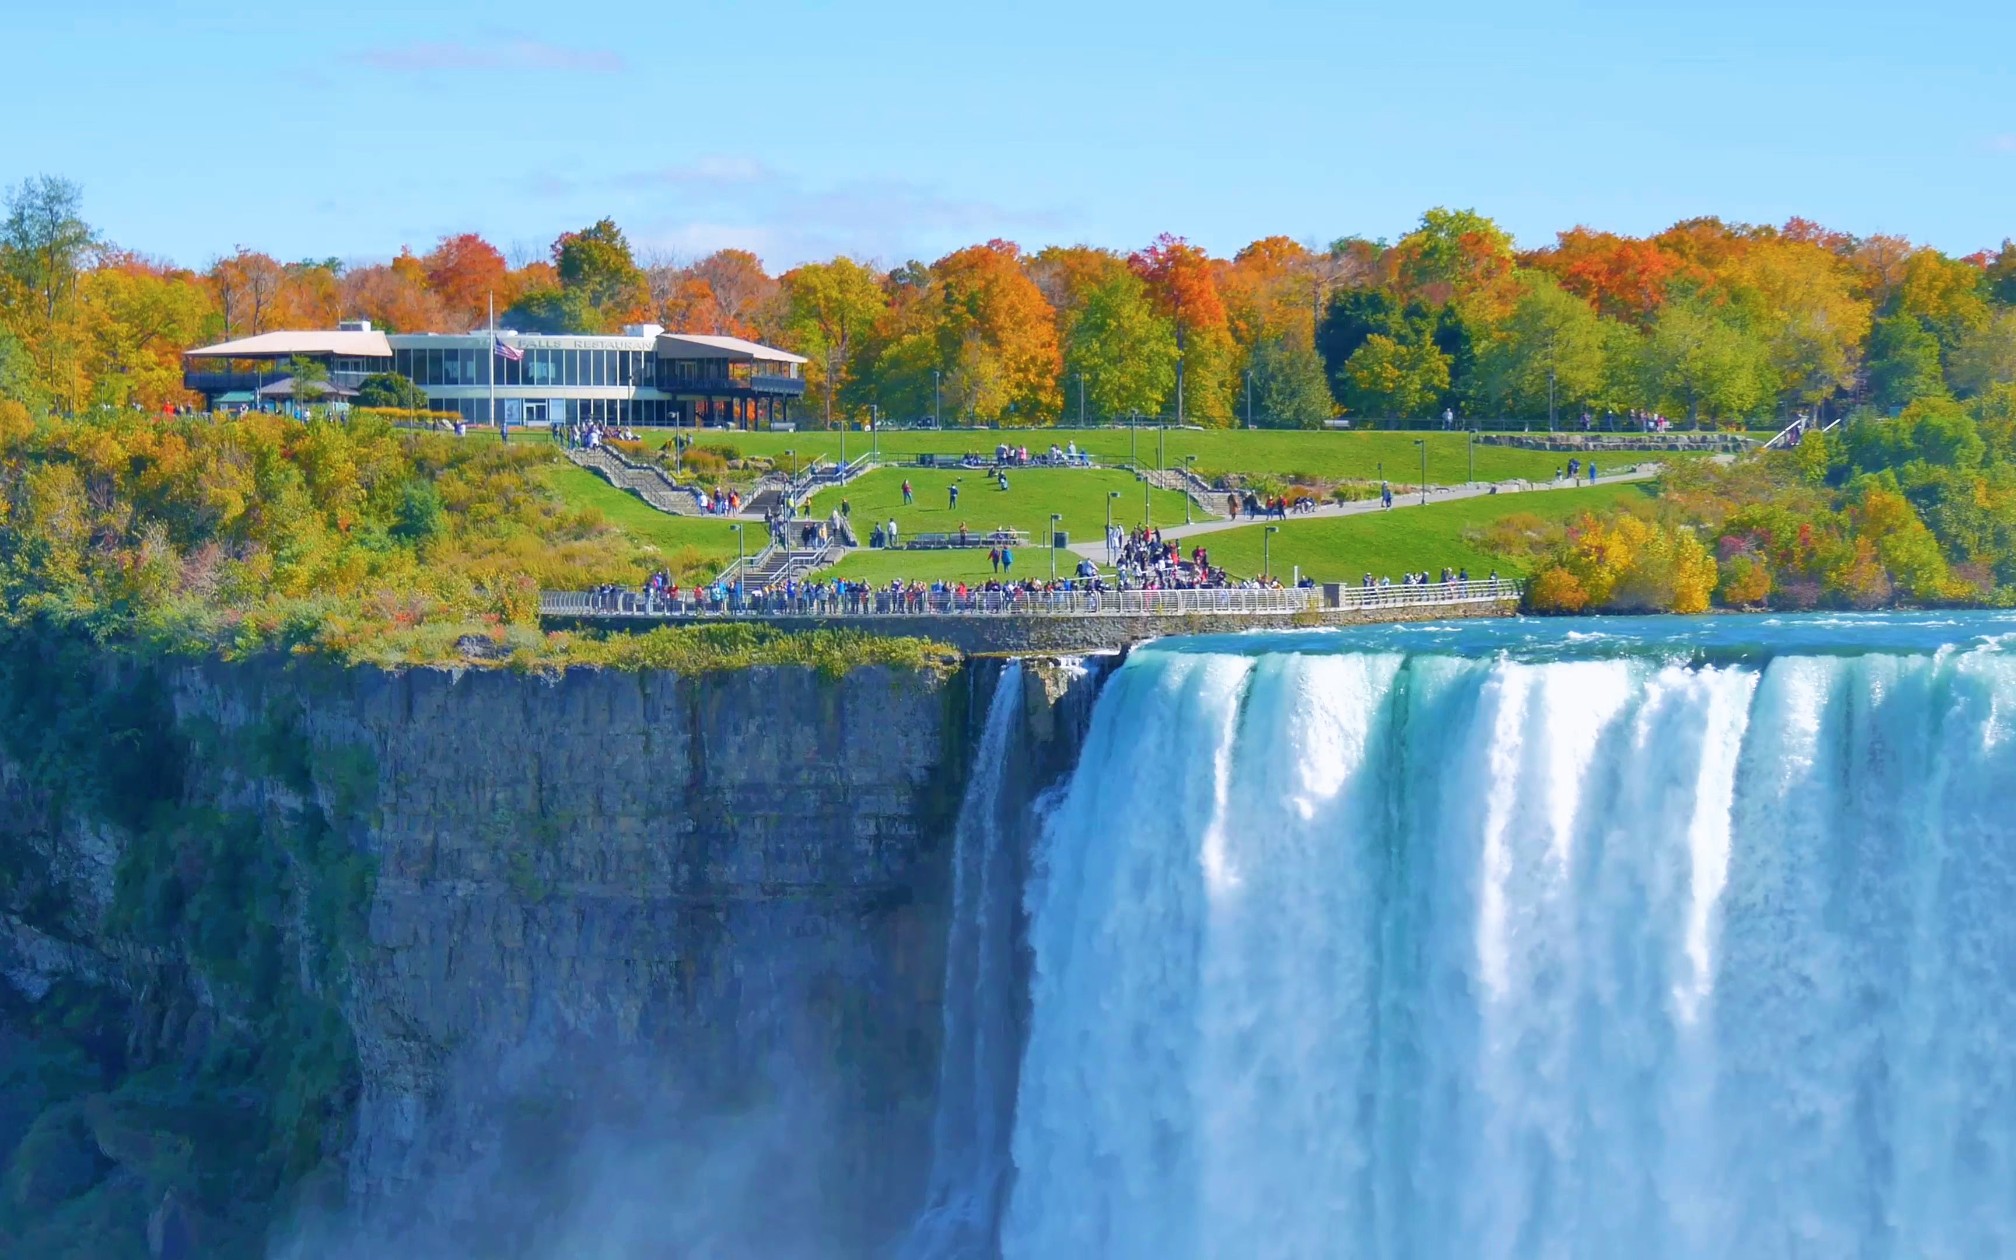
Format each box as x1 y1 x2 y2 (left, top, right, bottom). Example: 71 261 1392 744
541 578 1522 621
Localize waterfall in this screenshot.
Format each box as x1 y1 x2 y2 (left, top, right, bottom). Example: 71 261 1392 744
1001 625 2016 1259
904 661 1027 1260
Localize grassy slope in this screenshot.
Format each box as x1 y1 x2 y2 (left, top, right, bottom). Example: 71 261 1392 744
710 428 1684 484
809 467 1192 544
540 463 741 565
1198 482 1653 581
819 547 1077 585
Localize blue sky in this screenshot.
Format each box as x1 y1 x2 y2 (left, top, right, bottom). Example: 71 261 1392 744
7 0 2014 270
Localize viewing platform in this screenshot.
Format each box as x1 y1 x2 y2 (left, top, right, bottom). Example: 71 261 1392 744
539 579 1524 654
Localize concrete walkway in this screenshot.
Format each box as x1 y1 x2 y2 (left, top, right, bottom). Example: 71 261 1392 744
1068 467 1659 560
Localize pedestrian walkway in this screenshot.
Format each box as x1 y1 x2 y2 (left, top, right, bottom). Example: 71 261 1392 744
1068 467 1658 561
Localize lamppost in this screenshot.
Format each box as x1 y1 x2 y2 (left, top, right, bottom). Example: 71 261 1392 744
1467 429 1475 485
1157 423 1166 475
1244 369 1253 429
1050 513 1062 581
1130 412 1139 464
1184 454 1197 525
932 368 941 429
1077 371 1086 428
729 523 745 609
1414 439 1427 507
1107 489 1121 564
870 404 879 459
1264 525 1280 581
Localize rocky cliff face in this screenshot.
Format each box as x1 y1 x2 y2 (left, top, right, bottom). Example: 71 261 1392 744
0 639 1096 1259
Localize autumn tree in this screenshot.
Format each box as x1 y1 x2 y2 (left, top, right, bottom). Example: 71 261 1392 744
79 259 213 407
1131 234 1235 424
422 233 508 329
689 250 778 339
208 248 288 337
923 240 1061 425
1526 227 1696 325
341 259 448 332
779 257 887 428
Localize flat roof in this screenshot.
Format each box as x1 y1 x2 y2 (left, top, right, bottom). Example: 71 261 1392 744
184 329 393 359
655 333 808 364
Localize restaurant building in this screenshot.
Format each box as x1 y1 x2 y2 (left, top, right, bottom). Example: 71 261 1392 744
181 321 808 427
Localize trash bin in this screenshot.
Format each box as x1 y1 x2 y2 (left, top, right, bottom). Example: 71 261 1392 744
1052 529 1068 549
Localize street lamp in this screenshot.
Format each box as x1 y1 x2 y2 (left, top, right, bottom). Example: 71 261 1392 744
1244 369 1253 430
932 369 942 430
1107 490 1121 565
1077 371 1086 428
1414 439 1427 507
870 404 879 459
1050 513 1062 581
1183 453 1197 525
1467 429 1475 485
1264 525 1280 581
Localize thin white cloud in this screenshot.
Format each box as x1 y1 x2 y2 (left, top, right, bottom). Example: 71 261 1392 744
522 156 1070 266
356 39 625 74
1990 134 2016 155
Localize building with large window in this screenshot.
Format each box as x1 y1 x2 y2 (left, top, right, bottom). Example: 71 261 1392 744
182 321 808 427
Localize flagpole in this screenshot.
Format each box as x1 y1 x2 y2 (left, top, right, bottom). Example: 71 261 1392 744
489 291 503 444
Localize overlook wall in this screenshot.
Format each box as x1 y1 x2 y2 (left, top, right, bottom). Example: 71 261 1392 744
0 640 1102 1258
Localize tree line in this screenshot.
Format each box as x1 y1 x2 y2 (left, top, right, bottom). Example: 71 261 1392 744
5 176 2015 428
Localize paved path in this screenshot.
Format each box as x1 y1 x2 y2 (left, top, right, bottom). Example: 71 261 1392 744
1067 467 1659 561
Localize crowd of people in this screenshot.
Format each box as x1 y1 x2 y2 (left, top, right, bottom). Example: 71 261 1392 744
1552 457 1600 484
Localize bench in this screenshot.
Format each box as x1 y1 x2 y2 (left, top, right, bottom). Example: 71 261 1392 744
898 529 1031 550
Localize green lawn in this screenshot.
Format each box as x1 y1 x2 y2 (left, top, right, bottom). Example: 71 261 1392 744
808 467 1192 545
1198 482 1654 582
701 427 1691 486
541 464 742 563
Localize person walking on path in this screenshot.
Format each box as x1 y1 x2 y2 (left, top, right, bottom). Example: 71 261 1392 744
949 483 960 509
902 479 914 505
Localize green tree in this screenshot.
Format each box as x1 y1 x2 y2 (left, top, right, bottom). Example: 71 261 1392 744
1247 335 1334 428
1635 298 1770 425
283 355 330 404
1948 310 2016 399
1472 271 1610 422
355 372 428 410
541 218 647 332
2 176 93 336
1064 270 1179 420
2 176 95 406
1866 313 1946 411
1339 330 1451 419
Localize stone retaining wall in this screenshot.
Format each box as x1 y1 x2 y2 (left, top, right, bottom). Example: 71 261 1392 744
545 598 1518 654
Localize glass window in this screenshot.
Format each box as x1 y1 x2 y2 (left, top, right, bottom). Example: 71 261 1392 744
563 350 579 387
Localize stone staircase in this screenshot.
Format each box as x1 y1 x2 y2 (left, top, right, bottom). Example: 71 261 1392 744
1135 466 1225 518
565 446 700 515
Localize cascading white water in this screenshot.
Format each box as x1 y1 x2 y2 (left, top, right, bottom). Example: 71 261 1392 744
905 661 1027 1260
1002 626 2016 1260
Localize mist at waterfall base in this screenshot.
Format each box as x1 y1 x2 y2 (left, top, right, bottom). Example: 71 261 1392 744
993 613 2016 1260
